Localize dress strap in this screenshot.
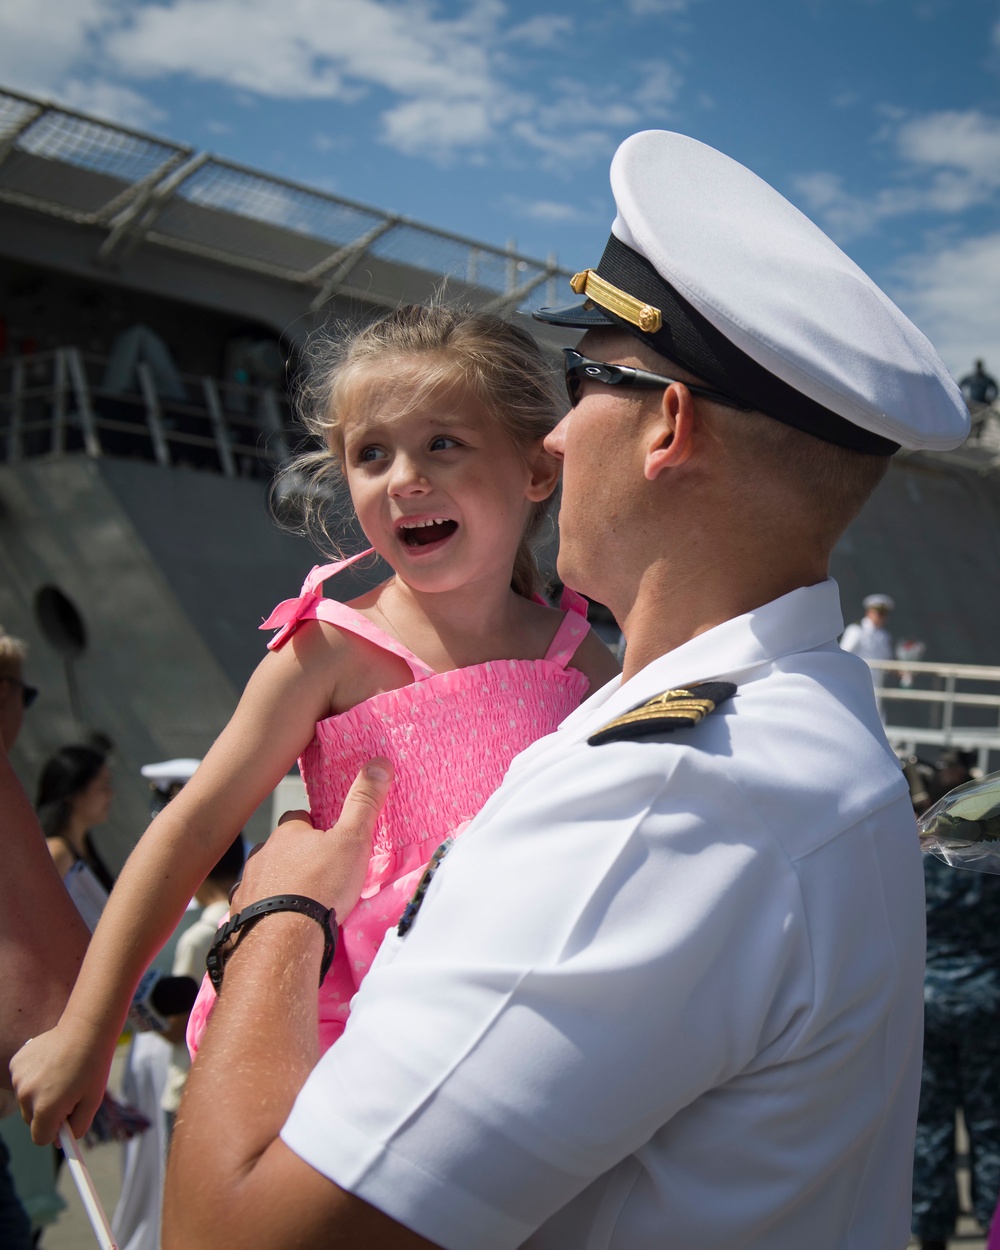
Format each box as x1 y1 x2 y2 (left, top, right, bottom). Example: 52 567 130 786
259 550 435 681
544 592 592 669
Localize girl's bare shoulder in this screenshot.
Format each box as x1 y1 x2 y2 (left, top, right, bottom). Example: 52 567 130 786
567 627 621 692
521 596 621 692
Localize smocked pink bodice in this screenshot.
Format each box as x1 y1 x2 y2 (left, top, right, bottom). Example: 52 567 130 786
187 551 591 1056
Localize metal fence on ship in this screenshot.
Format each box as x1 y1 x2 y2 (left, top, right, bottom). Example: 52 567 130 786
0 348 291 479
0 86 577 315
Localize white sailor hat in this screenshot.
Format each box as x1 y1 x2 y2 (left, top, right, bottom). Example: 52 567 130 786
535 130 969 455
863 593 895 611
140 757 201 791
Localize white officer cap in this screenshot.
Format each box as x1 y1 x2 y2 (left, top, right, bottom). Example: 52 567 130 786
140 757 200 792
535 130 969 455
863 594 895 611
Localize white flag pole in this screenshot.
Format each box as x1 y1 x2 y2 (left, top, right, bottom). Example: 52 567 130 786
58 1124 119 1250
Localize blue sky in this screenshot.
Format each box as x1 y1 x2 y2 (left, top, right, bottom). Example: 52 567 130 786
2 0 999 378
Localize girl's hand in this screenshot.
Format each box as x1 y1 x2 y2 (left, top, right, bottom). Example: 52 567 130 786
232 760 393 921
10 1017 112 1145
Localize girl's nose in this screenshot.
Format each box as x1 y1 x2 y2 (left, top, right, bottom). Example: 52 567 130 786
388 455 430 495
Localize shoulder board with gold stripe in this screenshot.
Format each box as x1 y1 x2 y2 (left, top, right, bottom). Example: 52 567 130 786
588 681 736 747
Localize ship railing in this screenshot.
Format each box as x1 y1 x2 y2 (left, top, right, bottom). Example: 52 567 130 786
0 347 293 478
869 658 1000 773
0 85 574 315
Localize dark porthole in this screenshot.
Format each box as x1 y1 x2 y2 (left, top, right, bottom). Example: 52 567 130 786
35 586 87 657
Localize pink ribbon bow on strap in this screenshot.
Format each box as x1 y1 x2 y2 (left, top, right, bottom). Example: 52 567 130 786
259 565 330 651
260 552 374 650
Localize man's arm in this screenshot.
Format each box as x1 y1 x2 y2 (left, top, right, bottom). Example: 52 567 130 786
163 762 439 1250
1 750 89 1085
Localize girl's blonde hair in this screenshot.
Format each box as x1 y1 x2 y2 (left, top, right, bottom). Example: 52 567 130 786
282 305 564 598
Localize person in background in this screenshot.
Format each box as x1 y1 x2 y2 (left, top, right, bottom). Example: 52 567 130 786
0 628 48 1250
841 592 895 717
914 754 1000 1250
959 359 999 408
38 744 116 932
840 592 895 667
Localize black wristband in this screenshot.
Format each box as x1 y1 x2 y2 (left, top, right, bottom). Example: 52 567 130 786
206 894 337 993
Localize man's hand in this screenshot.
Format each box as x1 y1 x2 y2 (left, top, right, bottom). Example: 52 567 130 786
232 759 392 920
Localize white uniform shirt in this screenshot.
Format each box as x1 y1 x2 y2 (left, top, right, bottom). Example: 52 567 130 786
282 579 924 1250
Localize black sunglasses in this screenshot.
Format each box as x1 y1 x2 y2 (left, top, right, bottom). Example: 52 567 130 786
562 349 749 411
3 677 38 708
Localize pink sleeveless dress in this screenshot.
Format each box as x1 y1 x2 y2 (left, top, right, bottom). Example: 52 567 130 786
187 551 592 1055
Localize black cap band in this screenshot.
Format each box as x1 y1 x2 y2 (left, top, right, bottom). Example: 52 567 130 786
536 234 899 456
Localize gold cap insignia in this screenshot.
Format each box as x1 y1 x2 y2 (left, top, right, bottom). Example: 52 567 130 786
570 268 663 335
588 681 736 747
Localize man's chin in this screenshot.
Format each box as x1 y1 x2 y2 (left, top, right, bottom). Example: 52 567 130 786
555 551 594 601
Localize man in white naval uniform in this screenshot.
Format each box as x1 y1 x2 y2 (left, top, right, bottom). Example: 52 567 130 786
841 593 895 666
164 131 970 1250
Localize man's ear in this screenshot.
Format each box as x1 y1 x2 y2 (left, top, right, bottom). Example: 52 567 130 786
525 441 562 502
644 383 697 480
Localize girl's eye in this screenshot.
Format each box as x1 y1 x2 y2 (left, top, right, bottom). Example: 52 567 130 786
429 435 459 452
358 445 386 463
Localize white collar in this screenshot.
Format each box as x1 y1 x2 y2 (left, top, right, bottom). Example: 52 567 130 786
560 578 844 736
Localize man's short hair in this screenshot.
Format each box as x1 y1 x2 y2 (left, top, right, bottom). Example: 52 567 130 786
710 405 890 538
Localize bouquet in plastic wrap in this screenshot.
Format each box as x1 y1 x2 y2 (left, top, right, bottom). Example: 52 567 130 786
919 769 1000 874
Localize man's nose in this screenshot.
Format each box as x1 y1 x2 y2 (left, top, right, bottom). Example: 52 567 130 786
544 413 569 460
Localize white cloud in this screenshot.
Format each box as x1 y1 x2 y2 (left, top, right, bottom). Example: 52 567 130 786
832 89 860 109
57 79 165 129
793 109 1000 240
634 60 682 112
0 0 686 167
896 110 1000 173
506 195 591 223
626 0 694 13
891 231 1000 377
312 131 351 153
0 0 117 90
381 97 498 158
510 120 617 167
106 0 502 103
506 15 573 47
533 80 640 131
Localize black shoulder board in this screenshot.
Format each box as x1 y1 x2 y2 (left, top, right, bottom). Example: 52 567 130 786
588 681 736 746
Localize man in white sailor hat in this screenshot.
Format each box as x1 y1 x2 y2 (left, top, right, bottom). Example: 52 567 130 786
140 757 201 815
165 132 968 1250
841 593 896 666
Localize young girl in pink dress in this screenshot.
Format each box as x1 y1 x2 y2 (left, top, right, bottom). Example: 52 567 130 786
12 305 619 1142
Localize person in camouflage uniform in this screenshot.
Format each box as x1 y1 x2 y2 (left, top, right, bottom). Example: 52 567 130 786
912 761 1000 1249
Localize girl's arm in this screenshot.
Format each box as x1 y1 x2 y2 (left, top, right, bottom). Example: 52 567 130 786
10 623 344 1145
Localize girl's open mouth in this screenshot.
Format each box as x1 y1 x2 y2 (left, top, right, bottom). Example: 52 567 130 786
398 518 459 547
